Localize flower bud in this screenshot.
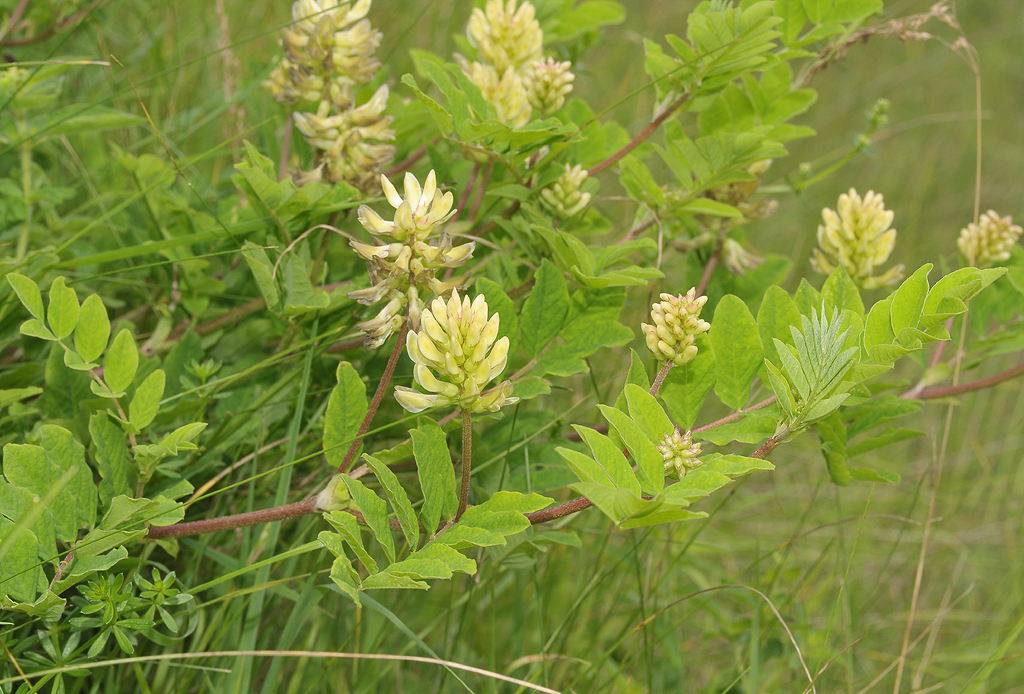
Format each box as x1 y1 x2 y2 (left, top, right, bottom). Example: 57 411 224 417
456 60 532 127
811 188 905 290
539 164 591 218
466 0 543 75
656 429 704 479
524 57 575 118
640 289 710 366
721 238 763 277
957 210 1022 266
395 290 518 413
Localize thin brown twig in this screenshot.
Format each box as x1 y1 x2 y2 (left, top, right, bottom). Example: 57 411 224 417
915 361 1024 400
337 319 410 473
384 144 429 177
693 396 776 433
148 497 318 540
0 0 107 47
469 160 494 223
589 92 692 176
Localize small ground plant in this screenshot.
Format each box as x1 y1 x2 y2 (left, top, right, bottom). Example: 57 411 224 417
1 0 1023 691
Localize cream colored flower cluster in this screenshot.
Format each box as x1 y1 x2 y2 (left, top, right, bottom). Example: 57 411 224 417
641 289 711 366
349 170 472 347
811 188 904 290
656 429 704 480
456 0 575 127
394 290 518 414
263 0 394 191
957 210 1021 266
539 164 591 218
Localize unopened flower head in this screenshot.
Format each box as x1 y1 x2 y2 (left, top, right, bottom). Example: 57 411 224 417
524 57 575 118
264 0 382 109
641 289 710 366
957 210 1022 266
811 188 905 290
657 428 703 479
539 164 591 218
293 85 395 192
348 170 474 347
466 0 543 75
721 238 763 277
394 290 518 414
456 59 532 127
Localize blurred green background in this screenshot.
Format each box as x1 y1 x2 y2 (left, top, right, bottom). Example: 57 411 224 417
5 0 1024 691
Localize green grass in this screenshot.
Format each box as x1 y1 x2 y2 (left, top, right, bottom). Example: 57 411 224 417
1 0 1023 692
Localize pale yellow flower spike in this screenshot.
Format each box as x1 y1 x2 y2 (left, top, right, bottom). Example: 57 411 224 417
539 164 591 219
640 289 711 366
348 171 473 348
957 210 1022 266
466 0 543 75
810 188 905 290
394 289 518 414
656 429 704 480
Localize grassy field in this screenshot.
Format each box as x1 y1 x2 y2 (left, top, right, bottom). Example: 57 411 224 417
3 0 1024 692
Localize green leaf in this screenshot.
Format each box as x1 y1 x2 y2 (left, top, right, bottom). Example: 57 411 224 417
0 517 44 603
401 73 453 133
557 447 615 487
73 294 110 363
698 414 777 445
520 259 570 358
128 369 165 431
3 425 97 542
89 413 132 508
660 334 716 429
890 264 932 334
817 411 850 486
20 319 56 341
329 555 361 603
598 405 664 494
241 241 281 310
323 363 368 470
848 467 900 483
794 278 823 317
573 426 640 494
341 476 395 564
364 454 420 550
6 272 44 321
411 419 458 534
758 285 802 366
46 277 80 340
323 512 378 573
703 454 775 477
710 295 764 410
847 428 924 457
379 543 476 580
845 396 920 438
678 198 743 218
104 329 139 394
624 383 675 444
821 265 864 317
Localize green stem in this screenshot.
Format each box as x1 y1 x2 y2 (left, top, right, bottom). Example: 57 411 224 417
455 408 472 523
15 114 31 261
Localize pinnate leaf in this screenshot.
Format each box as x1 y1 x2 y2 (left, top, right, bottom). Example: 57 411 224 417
104 329 139 394
710 295 764 410
74 294 110 363
47 277 79 340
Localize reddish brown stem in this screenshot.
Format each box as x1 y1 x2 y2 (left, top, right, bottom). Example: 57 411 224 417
384 145 429 177
695 235 725 297
588 93 692 176
693 396 776 434
278 113 293 182
617 217 657 246
455 409 472 522
916 361 1024 400
148 498 318 539
469 160 494 223
650 361 673 397
337 319 410 473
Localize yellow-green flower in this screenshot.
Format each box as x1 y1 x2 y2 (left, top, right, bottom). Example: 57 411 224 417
641 289 710 366
292 85 395 192
395 290 518 414
811 188 904 290
348 170 474 348
656 429 703 479
524 57 575 118
456 59 532 127
466 0 543 75
539 164 591 218
721 238 763 277
957 210 1022 266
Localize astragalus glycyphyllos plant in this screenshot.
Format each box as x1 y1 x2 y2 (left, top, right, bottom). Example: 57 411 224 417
2 0 1024 691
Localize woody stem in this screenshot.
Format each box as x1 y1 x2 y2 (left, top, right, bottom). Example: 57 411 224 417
337 319 410 474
